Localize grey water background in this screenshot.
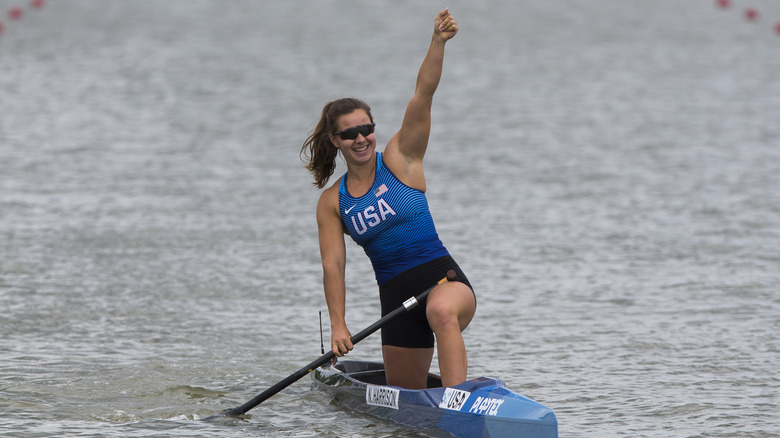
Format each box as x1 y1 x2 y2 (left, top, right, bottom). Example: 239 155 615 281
2 0 779 437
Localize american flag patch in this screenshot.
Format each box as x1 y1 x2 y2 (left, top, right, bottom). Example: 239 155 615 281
374 184 388 197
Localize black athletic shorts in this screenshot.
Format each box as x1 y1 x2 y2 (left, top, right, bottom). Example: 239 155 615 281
379 255 475 348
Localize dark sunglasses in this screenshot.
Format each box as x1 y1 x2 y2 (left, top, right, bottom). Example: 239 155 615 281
333 123 376 140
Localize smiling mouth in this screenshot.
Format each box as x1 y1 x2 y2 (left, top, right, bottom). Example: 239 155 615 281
354 145 369 153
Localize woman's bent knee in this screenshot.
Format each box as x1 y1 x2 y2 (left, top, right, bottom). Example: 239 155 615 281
426 283 476 332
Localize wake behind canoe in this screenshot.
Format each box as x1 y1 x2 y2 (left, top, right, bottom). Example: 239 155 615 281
312 359 558 438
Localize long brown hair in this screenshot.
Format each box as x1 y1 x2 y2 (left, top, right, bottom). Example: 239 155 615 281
300 98 373 189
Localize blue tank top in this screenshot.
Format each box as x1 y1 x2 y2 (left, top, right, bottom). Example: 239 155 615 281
339 153 450 285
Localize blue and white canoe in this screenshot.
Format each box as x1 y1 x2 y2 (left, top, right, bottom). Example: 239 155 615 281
312 359 558 438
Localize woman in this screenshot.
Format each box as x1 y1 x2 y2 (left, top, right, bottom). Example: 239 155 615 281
300 9 475 390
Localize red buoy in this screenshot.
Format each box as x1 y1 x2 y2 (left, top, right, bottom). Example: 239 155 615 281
9 7 23 20
31 0 45 9
775 21 780 35
717 0 730 9
0 21 4 35
744 8 758 21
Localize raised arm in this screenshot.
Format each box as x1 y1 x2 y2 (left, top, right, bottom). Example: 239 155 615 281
384 9 458 188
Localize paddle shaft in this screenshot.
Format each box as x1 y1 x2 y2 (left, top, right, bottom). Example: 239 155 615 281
222 270 456 417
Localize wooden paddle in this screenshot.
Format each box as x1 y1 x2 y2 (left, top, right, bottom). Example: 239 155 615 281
206 270 457 419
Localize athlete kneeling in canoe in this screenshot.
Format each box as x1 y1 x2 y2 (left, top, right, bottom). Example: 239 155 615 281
300 8 475 390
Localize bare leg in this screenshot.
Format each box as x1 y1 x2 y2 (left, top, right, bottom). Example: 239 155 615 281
383 345 434 389
426 282 476 387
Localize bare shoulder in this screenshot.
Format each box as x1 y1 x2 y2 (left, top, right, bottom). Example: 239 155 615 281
316 178 342 222
382 134 403 169
382 135 426 191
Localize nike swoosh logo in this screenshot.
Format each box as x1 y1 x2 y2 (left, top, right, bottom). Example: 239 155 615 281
344 205 356 214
